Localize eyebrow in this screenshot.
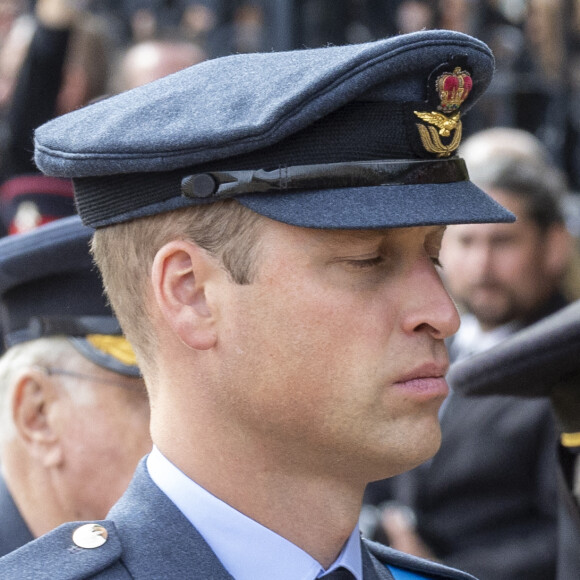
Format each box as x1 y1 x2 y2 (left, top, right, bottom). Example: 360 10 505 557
304 225 449 254
333 225 446 241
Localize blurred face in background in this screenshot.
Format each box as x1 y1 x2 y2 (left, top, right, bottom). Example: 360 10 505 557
440 189 565 330
54 352 152 520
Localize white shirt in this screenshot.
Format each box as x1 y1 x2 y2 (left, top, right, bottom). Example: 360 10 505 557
450 313 522 363
147 447 363 580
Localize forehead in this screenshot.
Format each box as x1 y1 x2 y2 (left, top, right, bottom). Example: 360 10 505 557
442 217 539 243
261 219 446 249
485 188 529 216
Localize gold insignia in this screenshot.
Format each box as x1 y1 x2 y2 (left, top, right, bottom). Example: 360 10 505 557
86 334 138 367
561 432 580 448
437 67 473 113
413 110 462 157
412 65 472 157
413 111 460 137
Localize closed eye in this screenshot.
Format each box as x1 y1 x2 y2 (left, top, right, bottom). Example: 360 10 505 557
346 256 385 269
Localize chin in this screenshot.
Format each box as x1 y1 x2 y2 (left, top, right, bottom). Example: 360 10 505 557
365 434 442 482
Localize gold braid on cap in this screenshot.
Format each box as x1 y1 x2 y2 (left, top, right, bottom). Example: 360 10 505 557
561 432 580 448
86 334 137 367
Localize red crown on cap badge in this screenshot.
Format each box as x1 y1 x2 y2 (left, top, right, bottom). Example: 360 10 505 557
436 67 473 113
412 65 472 157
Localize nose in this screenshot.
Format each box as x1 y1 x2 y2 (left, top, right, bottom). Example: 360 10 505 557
402 258 460 340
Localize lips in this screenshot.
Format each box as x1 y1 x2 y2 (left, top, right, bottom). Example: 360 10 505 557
392 363 449 400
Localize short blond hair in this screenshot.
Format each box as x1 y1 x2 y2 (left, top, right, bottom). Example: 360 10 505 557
91 200 265 377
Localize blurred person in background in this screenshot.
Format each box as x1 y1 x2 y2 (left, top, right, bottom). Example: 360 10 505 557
110 36 206 93
444 128 574 361
0 6 34 115
0 0 111 181
394 0 436 34
446 298 580 580
0 216 152 556
0 173 75 237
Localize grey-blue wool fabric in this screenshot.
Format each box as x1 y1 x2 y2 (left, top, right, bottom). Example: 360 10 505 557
33 29 514 230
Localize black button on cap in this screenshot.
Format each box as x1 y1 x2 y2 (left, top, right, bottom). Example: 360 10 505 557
182 173 217 198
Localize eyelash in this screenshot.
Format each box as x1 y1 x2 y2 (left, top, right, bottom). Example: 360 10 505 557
349 255 443 269
348 256 385 269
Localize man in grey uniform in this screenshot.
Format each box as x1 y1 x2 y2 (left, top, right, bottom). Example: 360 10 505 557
0 29 513 579
0 216 151 556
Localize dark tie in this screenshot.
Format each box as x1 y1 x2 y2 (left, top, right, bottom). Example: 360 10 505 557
320 568 355 579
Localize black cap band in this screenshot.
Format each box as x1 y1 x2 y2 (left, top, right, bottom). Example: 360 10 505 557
181 158 469 199
5 315 122 348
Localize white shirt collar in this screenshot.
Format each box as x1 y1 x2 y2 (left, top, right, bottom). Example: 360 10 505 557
147 446 363 580
451 313 522 362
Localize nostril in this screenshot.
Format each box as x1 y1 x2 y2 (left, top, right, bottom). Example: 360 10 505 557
414 322 441 337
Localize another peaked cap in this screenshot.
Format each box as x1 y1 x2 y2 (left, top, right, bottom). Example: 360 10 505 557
0 215 140 376
34 30 494 176
34 30 513 230
448 300 580 398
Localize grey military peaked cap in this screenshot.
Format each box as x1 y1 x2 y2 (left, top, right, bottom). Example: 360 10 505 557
34 29 514 229
0 215 140 376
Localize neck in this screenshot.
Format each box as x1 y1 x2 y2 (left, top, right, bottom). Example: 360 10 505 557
153 414 364 568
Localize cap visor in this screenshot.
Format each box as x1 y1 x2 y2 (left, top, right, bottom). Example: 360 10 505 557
236 181 514 229
69 337 141 378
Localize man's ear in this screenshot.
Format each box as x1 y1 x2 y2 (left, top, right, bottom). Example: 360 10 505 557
151 239 221 350
11 369 63 468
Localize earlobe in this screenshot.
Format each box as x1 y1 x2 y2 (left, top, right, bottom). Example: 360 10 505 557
12 370 63 467
152 240 219 350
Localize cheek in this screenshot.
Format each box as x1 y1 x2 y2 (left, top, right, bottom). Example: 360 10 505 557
108 405 152 461
237 287 395 412
68 404 151 469
440 247 472 283
267 281 388 355
495 245 537 279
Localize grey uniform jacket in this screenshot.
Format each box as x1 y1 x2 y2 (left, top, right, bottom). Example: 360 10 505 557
0 459 478 579
0 475 34 557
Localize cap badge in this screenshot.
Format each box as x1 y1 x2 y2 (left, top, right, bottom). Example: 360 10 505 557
436 66 473 113
413 66 472 157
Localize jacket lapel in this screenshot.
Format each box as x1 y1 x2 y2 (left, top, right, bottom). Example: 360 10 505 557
108 459 234 579
362 539 395 579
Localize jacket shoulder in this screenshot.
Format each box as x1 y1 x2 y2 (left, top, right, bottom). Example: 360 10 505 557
364 538 479 579
0 520 131 580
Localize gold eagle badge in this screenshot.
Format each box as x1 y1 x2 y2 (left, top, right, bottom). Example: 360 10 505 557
413 66 472 157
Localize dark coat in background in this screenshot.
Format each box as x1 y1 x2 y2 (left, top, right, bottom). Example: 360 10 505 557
0 474 34 557
365 393 559 580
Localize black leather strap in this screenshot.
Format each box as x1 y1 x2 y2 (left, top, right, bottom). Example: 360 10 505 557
181 158 469 199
